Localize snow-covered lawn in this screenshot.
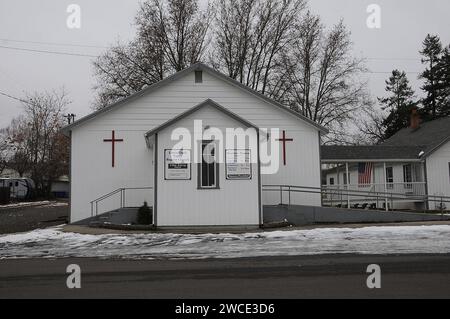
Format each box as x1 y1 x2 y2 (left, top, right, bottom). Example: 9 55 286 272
0 225 449 260
0 201 68 209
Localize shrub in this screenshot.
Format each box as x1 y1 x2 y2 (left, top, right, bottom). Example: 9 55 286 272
137 202 153 225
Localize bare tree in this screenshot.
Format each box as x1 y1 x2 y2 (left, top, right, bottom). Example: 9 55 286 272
4 89 70 197
212 0 306 95
93 0 368 144
146 0 212 71
281 19 368 142
93 0 212 108
213 3 367 142
352 103 387 145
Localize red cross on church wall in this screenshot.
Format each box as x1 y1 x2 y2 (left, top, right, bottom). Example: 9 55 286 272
276 130 293 166
103 130 124 167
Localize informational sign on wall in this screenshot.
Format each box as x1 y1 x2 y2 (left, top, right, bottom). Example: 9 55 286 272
165 149 191 180
225 150 252 180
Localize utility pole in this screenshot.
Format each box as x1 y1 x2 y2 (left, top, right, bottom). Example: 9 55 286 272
64 113 76 124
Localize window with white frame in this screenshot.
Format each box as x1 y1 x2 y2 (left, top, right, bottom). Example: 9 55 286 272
403 164 412 189
386 166 394 189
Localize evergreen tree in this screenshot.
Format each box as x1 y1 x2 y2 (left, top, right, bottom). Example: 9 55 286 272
419 34 442 119
435 45 450 116
379 70 417 139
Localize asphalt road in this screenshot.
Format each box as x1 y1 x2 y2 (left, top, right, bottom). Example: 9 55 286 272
0 203 68 234
0 254 449 298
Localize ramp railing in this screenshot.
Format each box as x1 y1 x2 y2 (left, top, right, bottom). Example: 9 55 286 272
262 184 450 212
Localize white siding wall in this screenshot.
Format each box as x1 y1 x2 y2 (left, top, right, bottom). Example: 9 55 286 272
426 141 450 209
70 69 321 222
261 129 321 206
156 105 259 227
71 129 154 222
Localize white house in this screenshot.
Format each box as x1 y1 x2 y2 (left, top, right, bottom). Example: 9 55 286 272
322 115 450 211
63 63 327 228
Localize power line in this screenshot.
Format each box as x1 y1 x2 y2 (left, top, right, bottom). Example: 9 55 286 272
0 90 35 106
365 71 421 74
0 38 108 49
0 45 422 74
366 57 420 61
0 45 98 58
0 38 425 62
0 90 26 103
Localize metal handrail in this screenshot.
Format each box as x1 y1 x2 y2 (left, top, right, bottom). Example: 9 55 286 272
90 187 153 217
264 184 432 199
262 184 450 209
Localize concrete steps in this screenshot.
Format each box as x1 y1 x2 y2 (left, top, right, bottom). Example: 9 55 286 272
72 207 146 226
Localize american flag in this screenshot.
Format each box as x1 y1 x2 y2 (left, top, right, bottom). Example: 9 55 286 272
358 162 373 185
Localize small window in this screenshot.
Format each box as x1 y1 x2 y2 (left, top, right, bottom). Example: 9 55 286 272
15 181 19 187
199 141 218 189
195 70 203 83
329 177 335 185
386 167 394 189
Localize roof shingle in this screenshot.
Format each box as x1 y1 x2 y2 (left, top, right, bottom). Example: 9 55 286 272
321 116 450 161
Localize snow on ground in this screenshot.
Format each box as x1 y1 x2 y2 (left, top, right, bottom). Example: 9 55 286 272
0 225 449 260
0 201 68 209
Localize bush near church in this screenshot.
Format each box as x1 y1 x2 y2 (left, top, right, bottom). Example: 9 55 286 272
137 202 153 225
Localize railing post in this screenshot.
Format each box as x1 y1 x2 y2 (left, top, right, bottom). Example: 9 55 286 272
329 188 332 206
376 192 378 209
346 163 350 209
390 192 393 211
288 186 291 206
280 185 283 205
123 189 126 208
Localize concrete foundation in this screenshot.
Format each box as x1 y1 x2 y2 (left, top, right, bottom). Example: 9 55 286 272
263 205 450 226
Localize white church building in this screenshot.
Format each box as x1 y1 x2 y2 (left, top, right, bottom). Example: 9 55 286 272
63 63 327 228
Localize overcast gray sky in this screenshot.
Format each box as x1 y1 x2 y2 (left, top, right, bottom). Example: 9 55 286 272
0 0 449 128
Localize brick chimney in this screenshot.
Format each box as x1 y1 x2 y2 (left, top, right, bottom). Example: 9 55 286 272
410 107 420 130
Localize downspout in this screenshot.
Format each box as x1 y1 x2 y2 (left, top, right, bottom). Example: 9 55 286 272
257 130 263 227
423 159 429 211
383 162 388 211
153 133 158 227
68 131 72 223
318 131 323 207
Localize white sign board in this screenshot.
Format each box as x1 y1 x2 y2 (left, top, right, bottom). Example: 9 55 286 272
225 150 252 180
165 149 191 180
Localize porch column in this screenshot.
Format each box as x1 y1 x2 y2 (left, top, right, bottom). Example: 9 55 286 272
383 162 388 211
346 162 350 208
337 165 341 205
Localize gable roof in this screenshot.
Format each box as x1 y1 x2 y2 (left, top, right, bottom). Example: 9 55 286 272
321 116 450 162
382 116 450 157
145 99 258 139
61 62 327 135
321 145 425 162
